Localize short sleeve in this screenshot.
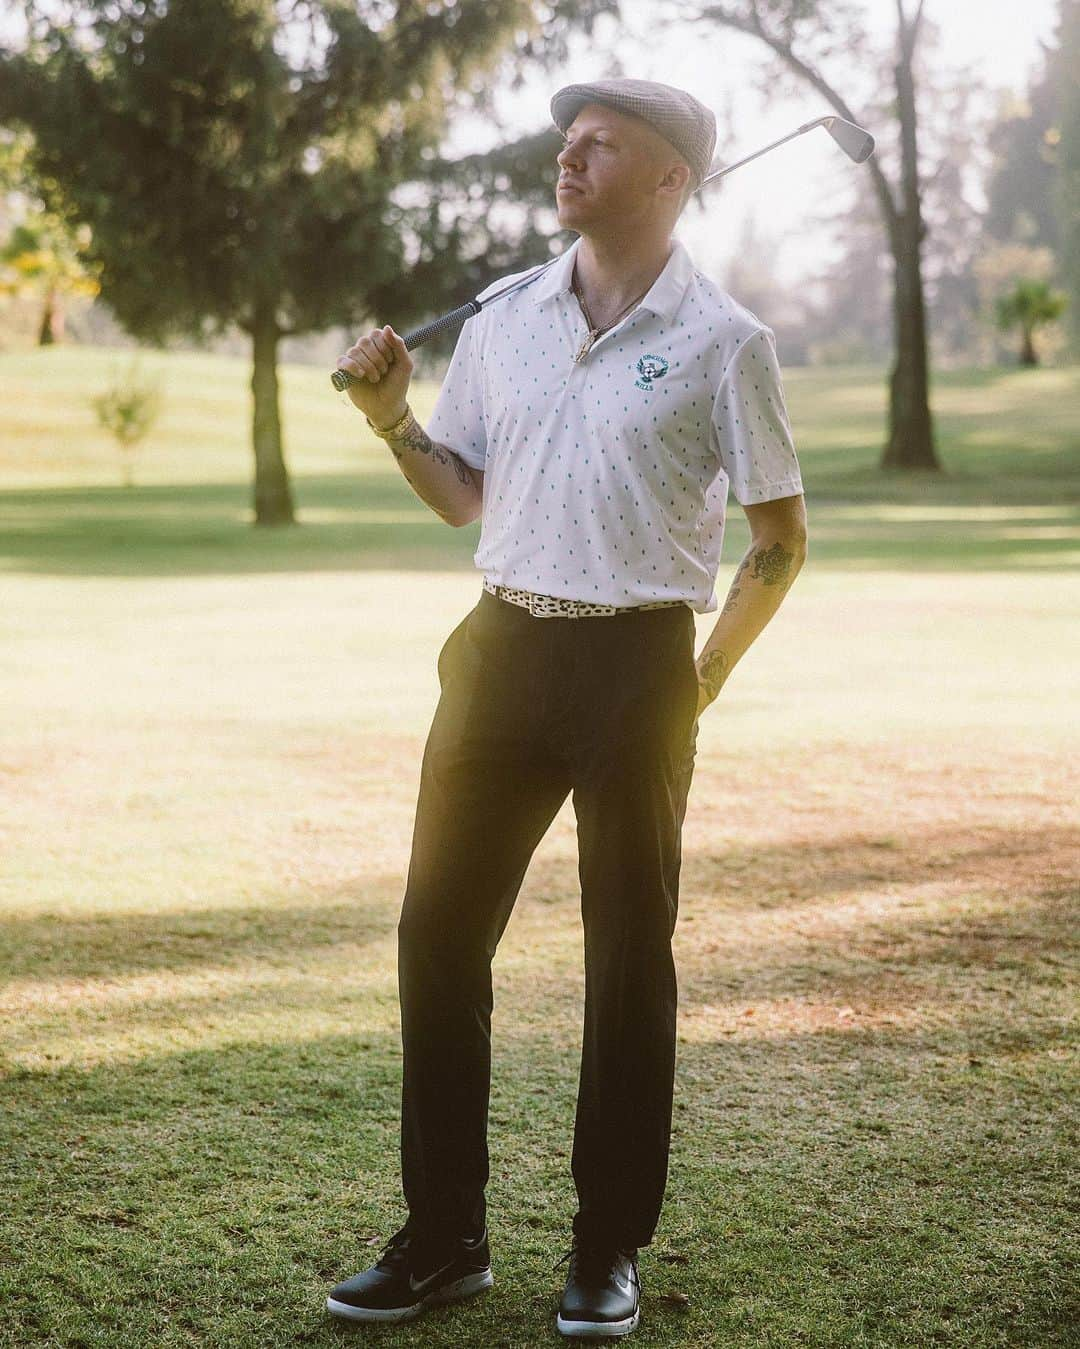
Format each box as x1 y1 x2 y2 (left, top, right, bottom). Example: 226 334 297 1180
711 326 804 505
425 316 487 472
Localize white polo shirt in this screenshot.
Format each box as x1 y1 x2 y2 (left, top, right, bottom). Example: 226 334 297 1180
425 233 804 615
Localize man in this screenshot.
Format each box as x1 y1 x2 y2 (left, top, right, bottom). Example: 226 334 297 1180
326 77 807 1339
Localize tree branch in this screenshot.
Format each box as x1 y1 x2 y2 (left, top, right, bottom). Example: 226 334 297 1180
896 0 926 64
694 3 900 237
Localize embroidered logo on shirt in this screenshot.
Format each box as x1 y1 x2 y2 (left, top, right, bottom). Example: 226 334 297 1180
634 354 670 391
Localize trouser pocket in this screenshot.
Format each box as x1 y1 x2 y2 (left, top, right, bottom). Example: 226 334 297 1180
436 611 474 688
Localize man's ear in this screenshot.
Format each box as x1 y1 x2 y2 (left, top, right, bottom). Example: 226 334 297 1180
657 161 692 210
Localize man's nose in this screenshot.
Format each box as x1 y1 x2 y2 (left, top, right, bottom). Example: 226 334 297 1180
557 141 582 170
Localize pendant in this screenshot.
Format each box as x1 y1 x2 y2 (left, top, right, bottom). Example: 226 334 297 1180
573 328 599 363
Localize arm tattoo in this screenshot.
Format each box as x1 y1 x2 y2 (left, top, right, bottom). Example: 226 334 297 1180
720 552 752 616
698 647 731 701
752 540 796 587
721 541 794 616
385 411 473 485
705 540 798 699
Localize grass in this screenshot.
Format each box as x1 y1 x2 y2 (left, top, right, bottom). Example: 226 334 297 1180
0 349 1077 577
0 346 1077 1347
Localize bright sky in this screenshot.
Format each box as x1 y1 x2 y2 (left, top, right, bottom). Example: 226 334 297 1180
446 0 1062 285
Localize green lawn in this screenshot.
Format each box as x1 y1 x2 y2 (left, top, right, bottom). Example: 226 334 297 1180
0 347 1077 1347
0 348 1078 576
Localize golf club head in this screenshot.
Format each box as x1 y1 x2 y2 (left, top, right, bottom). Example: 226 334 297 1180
823 116 875 163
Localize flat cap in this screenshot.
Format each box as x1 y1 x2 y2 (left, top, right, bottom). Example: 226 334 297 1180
550 78 717 191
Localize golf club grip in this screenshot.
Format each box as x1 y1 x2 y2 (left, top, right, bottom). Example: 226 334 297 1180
330 300 482 390
401 300 482 350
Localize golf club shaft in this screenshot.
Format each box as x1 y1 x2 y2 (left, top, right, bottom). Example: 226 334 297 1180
697 119 822 190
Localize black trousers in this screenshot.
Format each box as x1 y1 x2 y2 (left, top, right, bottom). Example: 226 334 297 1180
396 587 700 1252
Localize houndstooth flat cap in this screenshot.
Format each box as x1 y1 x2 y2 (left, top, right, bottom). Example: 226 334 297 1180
550 78 717 190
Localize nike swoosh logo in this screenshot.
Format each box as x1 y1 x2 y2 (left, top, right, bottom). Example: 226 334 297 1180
409 1259 456 1294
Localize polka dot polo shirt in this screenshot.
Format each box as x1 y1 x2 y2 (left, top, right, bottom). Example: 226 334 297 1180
425 233 804 615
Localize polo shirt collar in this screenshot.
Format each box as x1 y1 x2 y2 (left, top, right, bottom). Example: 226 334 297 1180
529 235 694 324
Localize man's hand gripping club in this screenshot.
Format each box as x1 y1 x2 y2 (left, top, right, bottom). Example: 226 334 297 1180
336 326 482 527
337 325 414 428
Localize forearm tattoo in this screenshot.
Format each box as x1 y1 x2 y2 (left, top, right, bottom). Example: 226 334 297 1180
698 647 731 702
720 551 752 617
384 411 473 486
752 540 797 587
699 539 799 703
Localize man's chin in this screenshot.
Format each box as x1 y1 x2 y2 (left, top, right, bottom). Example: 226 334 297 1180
556 194 592 225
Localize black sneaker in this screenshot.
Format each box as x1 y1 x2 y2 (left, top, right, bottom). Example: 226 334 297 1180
554 1235 641 1338
326 1223 493 1323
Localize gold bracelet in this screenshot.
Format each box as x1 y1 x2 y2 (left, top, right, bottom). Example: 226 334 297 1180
365 405 414 440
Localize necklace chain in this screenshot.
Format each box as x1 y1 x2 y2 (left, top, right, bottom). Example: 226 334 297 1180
571 269 651 363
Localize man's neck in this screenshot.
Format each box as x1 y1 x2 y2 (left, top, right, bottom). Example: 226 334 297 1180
573 231 675 318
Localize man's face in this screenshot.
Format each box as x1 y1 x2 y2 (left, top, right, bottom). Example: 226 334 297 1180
555 103 689 229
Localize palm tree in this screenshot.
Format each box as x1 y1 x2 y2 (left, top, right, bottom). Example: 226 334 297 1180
995 279 1068 366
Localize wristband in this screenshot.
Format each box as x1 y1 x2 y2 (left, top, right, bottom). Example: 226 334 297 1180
365 405 414 440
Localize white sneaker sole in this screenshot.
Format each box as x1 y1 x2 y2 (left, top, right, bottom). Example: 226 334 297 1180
326 1268 493 1322
556 1304 641 1338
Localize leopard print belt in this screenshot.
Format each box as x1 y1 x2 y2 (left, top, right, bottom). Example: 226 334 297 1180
482 575 688 618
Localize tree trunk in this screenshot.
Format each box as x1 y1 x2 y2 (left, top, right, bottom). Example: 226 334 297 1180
884 214 937 467
882 12 940 471
1019 325 1038 366
250 299 295 526
38 285 63 345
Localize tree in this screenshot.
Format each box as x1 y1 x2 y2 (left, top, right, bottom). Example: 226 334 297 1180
983 0 1079 355
0 127 101 344
88 355 164 487
994 278 1067 366
684 0 941 471
1055 0 1080 352
0 0 616 524
401 123 581 374
973 242 1055 364
808 34 988 368
0 216 102 345
984 66 1061 254
807 170 892 364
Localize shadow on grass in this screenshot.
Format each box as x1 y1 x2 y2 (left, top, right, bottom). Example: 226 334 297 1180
0 888 404 982
2 472 1079 577
0 475 476 578
2 821 1074 987
2 1006 1075 1348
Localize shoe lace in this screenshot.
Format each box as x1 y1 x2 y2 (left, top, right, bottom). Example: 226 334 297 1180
375 1225 417 1271
377 1223 470 1273
551 1235 636 1282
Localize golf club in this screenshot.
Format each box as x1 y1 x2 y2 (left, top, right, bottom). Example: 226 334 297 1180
330 113 875 392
